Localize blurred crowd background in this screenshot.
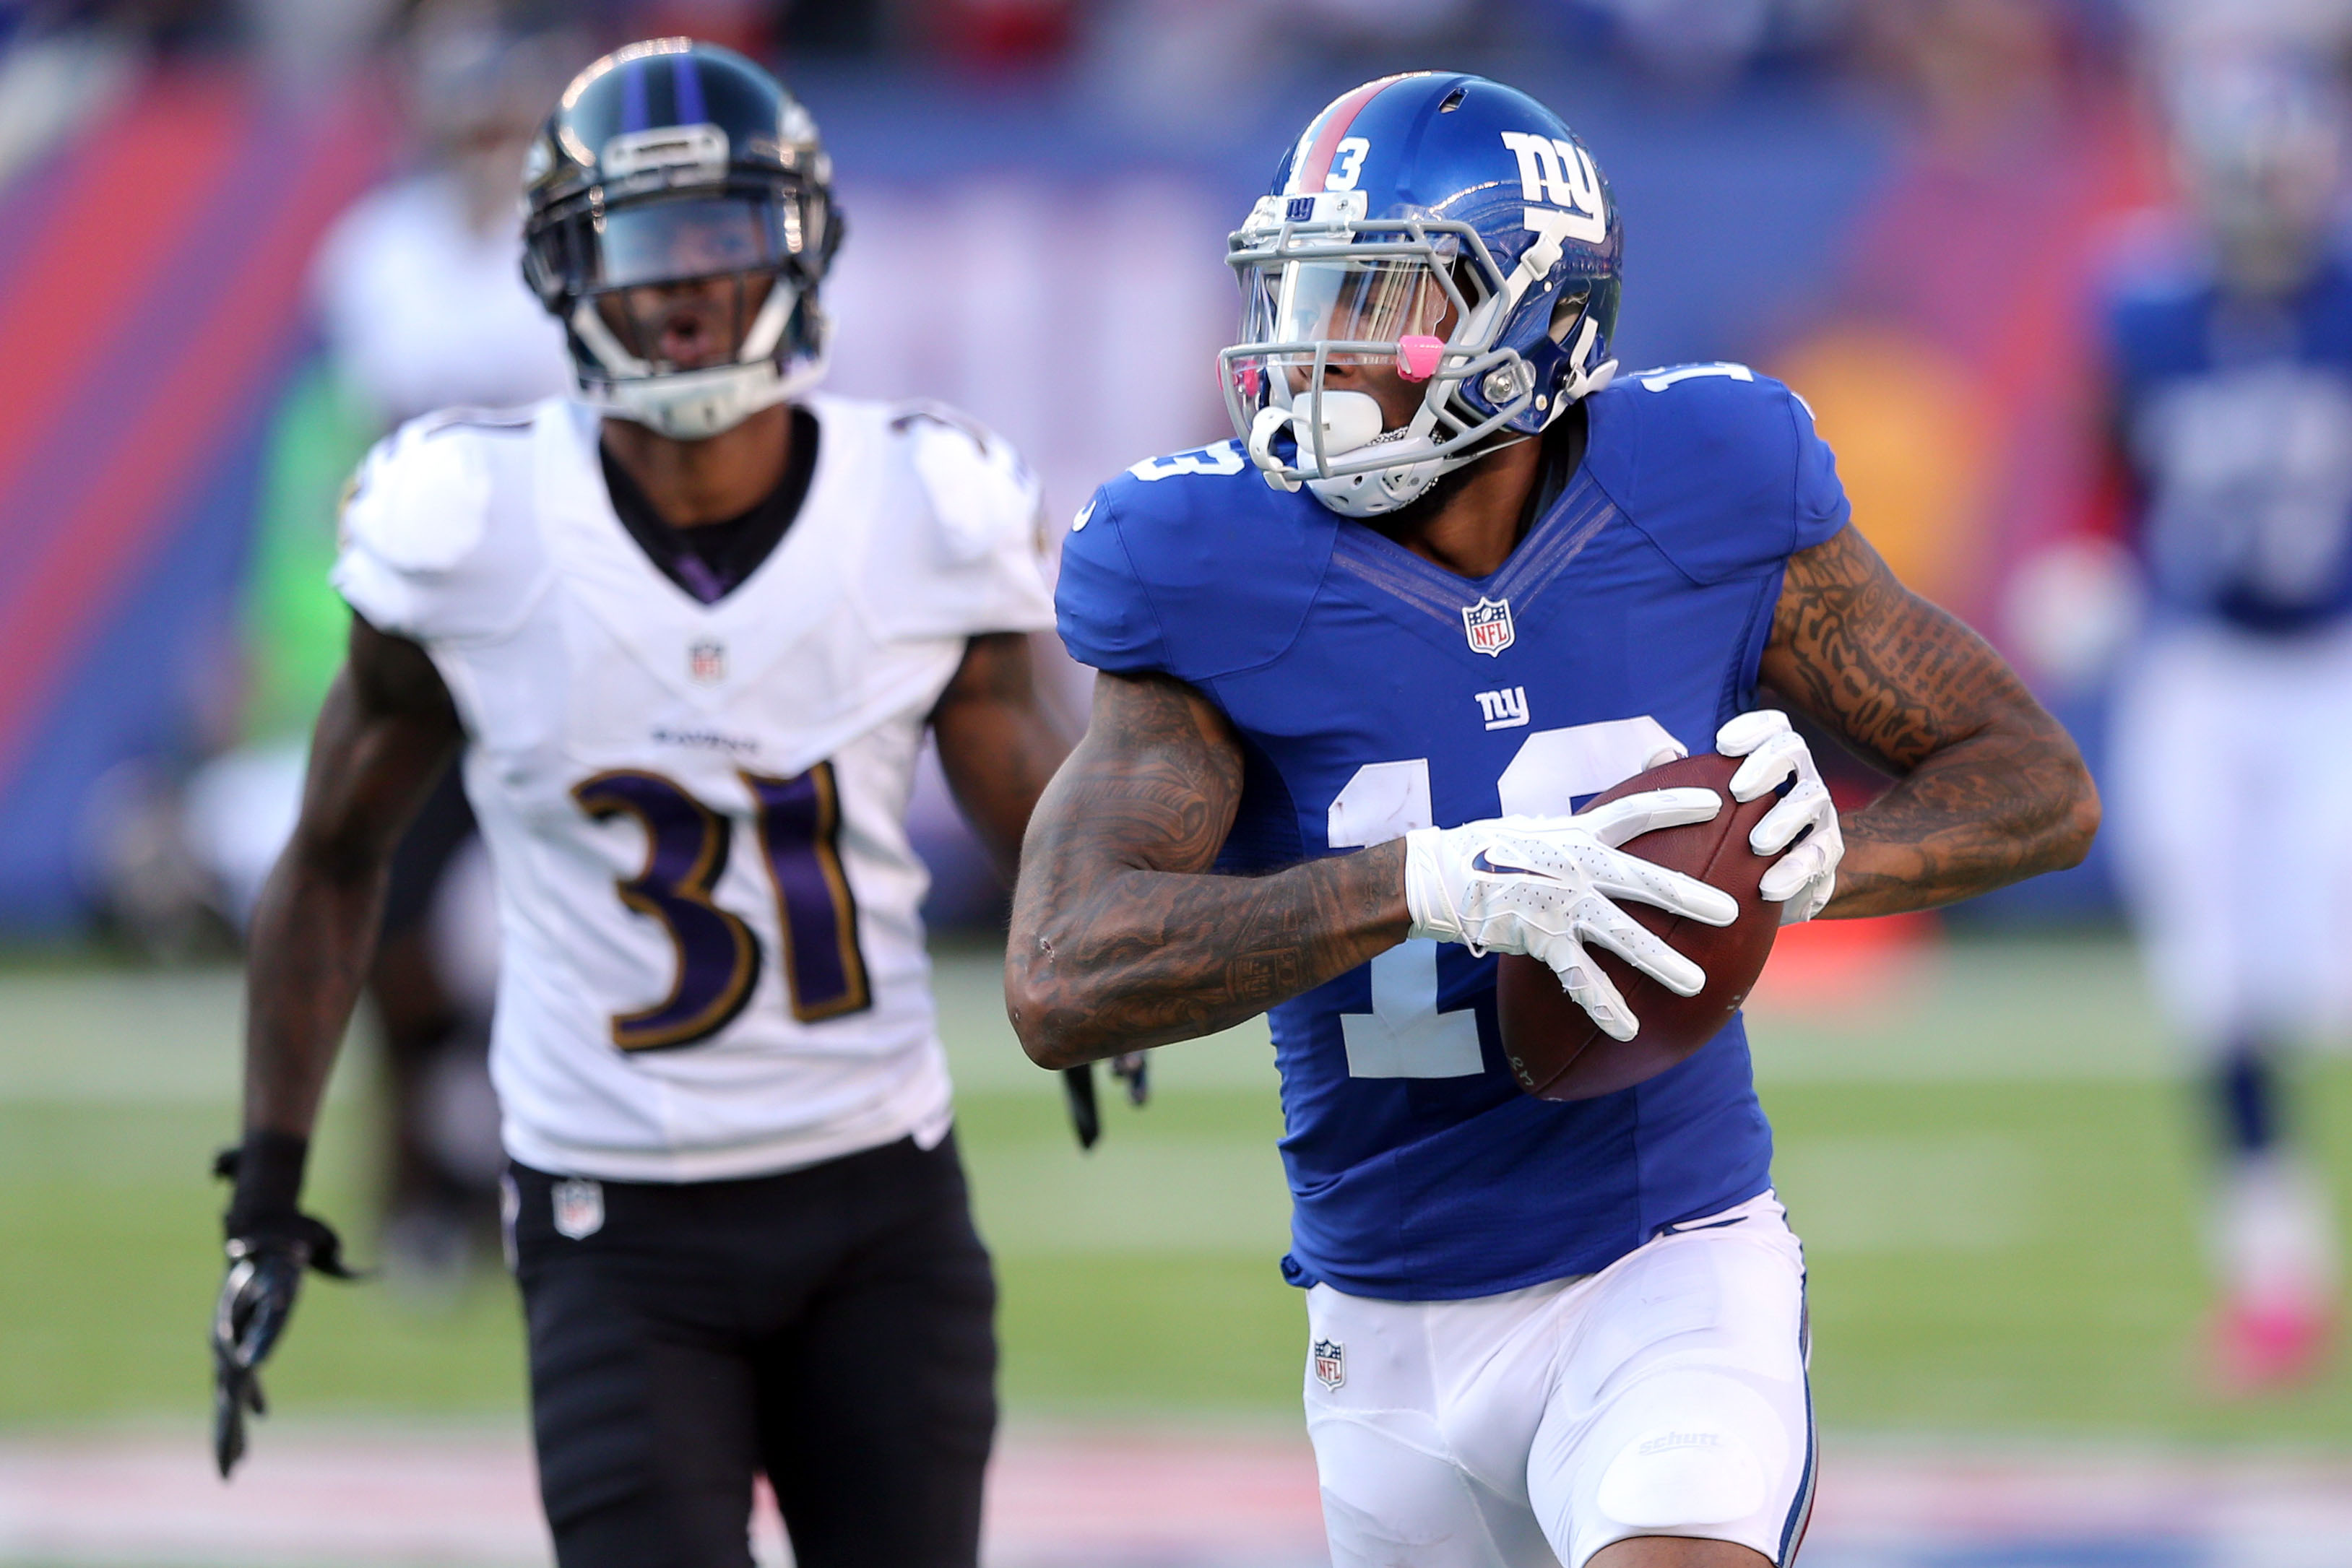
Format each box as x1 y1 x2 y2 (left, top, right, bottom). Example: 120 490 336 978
0 0 2335 950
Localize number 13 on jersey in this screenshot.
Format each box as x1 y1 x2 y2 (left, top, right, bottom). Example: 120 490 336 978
573 764 872 1050
1326 716 1674 1080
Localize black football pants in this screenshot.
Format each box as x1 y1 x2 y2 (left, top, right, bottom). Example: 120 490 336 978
506 1134 996 1568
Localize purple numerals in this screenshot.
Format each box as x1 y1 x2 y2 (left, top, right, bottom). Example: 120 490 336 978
572 764 871 1050
571 771 761 1050
743 764 871 1023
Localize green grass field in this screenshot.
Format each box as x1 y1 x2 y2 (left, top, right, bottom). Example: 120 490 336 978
6 930 2352 1447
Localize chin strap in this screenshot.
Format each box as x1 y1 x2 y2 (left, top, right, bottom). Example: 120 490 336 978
1559 316 1618 405
1248 404 1302 491
566 279 826 440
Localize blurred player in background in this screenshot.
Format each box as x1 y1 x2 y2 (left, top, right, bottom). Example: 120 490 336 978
211 40 1072 1567
2103 48 2352 1390
189 20 575 1288
1011 72 2098 1568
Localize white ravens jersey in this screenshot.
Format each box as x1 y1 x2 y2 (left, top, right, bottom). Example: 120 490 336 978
332 394 1055 1182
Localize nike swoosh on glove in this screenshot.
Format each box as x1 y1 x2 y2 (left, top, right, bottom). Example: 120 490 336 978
1716 709 1842 924
1401 791 1739 1041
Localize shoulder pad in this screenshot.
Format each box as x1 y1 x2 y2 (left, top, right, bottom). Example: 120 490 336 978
891 399 1042 564
1585 365 1848 584
841 398 1054 641
338 412 503 572
332 404 543 642
1057 442 1331 681
1117 438 1254 486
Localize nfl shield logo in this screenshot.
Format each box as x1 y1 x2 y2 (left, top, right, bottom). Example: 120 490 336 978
551 1179 605 1240
1312 1337 1346 1390
1461 597 1515 657
688 638 726 685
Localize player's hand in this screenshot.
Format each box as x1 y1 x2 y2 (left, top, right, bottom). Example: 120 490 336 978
212 1145 358 1480
1061 1063 1101 1149
1109 1051 1150 1106
1716 709 1841 924
1062 1052 1154 1151
1402 795 1738 1041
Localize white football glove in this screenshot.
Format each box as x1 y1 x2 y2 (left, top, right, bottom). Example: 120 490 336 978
1402 792 1739 1041
1716 709 1842 924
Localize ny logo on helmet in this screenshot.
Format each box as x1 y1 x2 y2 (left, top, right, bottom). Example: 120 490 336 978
1500 131 1607 246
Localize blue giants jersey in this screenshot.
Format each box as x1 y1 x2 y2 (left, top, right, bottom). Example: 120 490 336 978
1058 363 1852 1301
2106 250 2352 633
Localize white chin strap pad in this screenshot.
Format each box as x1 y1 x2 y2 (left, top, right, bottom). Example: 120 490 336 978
1307 454 1444 517
1294 389 1386 458
1244 389 1447 516
603 361 795 440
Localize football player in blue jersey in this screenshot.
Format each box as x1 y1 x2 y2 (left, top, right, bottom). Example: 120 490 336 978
1007 74 2099 1568
2105 52 2352 1390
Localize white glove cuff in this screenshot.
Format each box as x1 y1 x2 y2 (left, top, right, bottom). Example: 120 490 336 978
1401 826 1460 945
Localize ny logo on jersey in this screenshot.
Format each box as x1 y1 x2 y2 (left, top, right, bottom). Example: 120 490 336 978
1462 596 1516 657
1475 686 1529 731
1312 1338 1346 1390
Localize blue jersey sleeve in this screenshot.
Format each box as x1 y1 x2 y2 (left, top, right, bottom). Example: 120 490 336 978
1055 485 1170 675
1789 388 1849 553
1588 365 1851 583
1056 443 1333 683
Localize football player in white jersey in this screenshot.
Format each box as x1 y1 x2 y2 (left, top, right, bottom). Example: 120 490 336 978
210 40 1071 1568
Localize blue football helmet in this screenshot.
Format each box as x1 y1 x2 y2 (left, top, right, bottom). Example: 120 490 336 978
521 39 842 439
1222 72 1622 516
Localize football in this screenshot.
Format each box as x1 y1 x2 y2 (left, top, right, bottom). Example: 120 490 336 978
1496 750 1781 1102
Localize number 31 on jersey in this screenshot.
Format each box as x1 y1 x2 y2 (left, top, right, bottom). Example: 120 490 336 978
574 764 870 1050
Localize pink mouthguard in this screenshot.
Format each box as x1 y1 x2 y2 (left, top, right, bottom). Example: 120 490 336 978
1395 335 1443 381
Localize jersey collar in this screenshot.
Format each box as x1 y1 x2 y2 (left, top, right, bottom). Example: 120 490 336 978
535 398 857 710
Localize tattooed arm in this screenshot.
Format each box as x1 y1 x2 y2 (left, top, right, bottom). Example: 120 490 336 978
1005 670 1409 1068
1759 524 2099 918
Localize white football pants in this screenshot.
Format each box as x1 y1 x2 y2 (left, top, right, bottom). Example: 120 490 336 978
2109 618 2352 1048
1303 1192 1813 1568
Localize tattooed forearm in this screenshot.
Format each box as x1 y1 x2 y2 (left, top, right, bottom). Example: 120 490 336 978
1760 526 2099 919
1006 670 1409 1067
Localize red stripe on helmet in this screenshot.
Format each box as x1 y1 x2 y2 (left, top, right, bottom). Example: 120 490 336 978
1297 73 1417 191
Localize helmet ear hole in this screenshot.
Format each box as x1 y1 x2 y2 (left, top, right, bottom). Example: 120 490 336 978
1548 286 1591 345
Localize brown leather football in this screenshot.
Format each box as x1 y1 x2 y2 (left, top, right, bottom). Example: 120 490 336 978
1496 749 1781 1101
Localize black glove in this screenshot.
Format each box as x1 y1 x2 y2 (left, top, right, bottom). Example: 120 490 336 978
211 1134 358 1480
1062 1052 1152 1151
1061 1064 1101 1150
1110 1050 1151 1107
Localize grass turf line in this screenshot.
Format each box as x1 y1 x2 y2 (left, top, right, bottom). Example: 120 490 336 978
5 937 2352 1442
